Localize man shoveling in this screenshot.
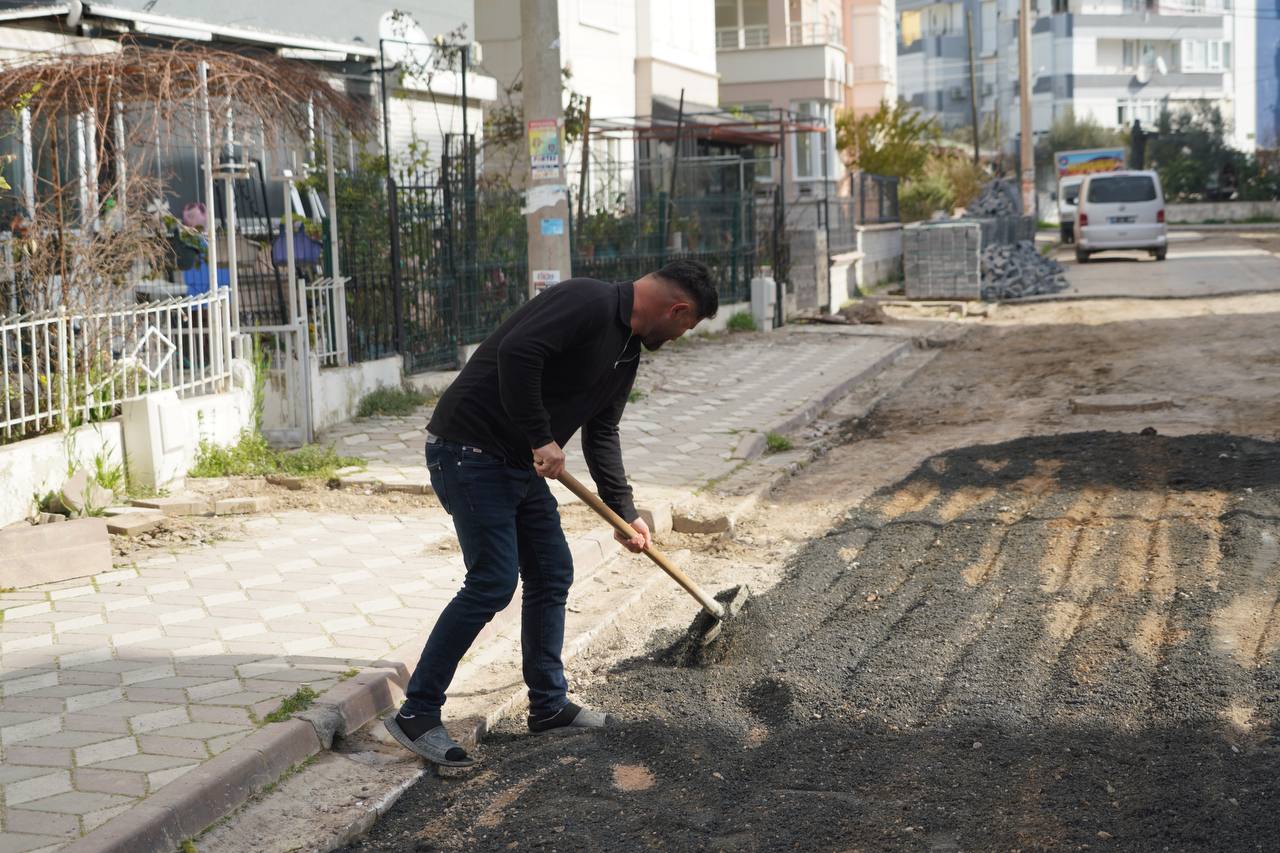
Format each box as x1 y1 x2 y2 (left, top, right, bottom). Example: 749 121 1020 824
385 260 719 766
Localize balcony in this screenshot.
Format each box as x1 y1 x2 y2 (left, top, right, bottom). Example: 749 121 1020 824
715 22 842 51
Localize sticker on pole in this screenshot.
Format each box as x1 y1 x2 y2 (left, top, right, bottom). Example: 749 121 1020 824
528 119 561 182
540 217 565 236
532 269 561 293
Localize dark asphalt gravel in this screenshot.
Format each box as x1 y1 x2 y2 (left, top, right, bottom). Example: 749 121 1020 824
341 431 1280 853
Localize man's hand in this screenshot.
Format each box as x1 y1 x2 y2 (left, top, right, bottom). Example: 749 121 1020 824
532 441 565 479
614 516 651 554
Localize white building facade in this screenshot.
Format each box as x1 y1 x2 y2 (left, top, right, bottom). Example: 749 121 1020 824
897 0 1257 153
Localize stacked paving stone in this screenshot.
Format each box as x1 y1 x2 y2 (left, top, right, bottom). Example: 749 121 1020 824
965 179 1022 217
903 220 983 299
979 240 1069 300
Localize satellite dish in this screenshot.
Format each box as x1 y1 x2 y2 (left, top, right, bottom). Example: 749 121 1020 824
1136 64 1151 84
1155 56 1168 76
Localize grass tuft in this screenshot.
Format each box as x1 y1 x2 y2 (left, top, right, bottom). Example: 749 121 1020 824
726 311 757 333
357 386 434 418
262 685 320 724
189 431 364 480
764 431 793 454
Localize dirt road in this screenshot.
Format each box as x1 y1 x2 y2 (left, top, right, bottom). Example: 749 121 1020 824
340 291 1280 852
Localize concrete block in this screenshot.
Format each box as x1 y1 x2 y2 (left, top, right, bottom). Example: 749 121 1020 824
636 501 673 537
130 496 212 516
378 481 432 495
1070 394 1174 415
672 508 732 535
265 474 305 491
0 518 112 588
106 513 165 538
213 497 272 516
57 469 115 517
120 390 189 492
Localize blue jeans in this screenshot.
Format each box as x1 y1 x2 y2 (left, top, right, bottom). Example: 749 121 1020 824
403 439 574 719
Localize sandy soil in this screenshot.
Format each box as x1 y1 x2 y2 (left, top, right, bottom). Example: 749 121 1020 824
335 292 1280 853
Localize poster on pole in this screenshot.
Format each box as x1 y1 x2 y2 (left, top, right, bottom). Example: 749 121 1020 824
532 269 561 293
528 119 561 182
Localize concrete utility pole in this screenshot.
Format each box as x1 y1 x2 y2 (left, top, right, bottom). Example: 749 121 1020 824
1017 0 1034 215
521 0 572 299
966 8 980 165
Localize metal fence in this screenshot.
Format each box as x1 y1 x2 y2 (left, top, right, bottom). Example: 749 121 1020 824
303 276 349 368
568 187 757 305
1 290 233 443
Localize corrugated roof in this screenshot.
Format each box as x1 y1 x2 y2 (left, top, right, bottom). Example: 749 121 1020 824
0 1 471 56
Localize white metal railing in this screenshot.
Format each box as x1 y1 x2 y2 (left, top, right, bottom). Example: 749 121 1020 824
716 23 841 50
303 275 349 368
788 22 841 46
1 290 233 443
716 25 770 49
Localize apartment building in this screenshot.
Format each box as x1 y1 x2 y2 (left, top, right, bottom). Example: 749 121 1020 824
897 0 1258 152
715 0 897 190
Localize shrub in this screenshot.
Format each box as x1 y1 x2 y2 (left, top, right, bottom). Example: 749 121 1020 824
765 432 793 453
356 386 433 418
189 431 364 479
726 311 757 332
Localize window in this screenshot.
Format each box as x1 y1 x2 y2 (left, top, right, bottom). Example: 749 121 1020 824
1053 0 1069 12
793 101 821 180
1181 39 1228 71
1087 175 1157 203
900 10 922 45
981 1 996 55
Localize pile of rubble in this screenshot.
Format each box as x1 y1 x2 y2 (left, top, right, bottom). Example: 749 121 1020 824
964 179 1022 218
979 241 1069 300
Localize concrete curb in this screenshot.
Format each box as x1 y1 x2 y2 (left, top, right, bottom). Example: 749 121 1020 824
731 341 911 461
63 535 623 853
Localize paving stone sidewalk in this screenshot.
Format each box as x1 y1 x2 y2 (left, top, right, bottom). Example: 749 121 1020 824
0 327 908 852
326 329 907 492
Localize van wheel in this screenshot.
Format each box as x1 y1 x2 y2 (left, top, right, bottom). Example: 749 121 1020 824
1154 248 1167 261
1075 247 1090 264
1060 224 1073 243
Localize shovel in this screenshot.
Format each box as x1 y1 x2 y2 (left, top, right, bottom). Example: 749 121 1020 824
558 470 749 643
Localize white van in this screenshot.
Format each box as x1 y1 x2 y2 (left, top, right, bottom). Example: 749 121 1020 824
1074 170 1167 263
1056 175 1084 243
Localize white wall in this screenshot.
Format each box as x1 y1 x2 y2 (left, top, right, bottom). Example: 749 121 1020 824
0 423 125 528
1231 5 1257 151
637 0 720 109
310 356 403 432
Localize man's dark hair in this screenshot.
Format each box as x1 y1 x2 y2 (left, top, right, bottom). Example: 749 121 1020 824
654 259 718 319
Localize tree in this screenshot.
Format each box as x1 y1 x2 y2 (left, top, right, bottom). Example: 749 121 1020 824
835 101 940 180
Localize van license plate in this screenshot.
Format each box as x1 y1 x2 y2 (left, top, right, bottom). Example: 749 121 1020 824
1108 216 1136 224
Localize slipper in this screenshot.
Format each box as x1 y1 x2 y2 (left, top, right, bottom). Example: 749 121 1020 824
384 716 475 767
528 702 611 733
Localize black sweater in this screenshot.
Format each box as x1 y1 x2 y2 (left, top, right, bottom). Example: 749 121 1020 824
427 278 641 521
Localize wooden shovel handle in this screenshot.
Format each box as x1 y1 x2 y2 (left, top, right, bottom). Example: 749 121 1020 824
558 470 725 619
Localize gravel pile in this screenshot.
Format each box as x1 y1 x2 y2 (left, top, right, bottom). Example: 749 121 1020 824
980 240 1069 300
964 179 1022 217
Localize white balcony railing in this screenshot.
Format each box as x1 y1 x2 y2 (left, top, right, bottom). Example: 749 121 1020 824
788 22 841 46
716 22 841 50
715 26 769 50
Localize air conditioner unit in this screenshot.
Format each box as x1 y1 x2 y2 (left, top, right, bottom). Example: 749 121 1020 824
982 82 995 96
950 86 966 101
